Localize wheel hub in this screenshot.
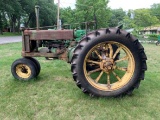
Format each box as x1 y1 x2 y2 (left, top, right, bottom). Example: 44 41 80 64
16 64 31 79
21 66 28 73
100 58 114 72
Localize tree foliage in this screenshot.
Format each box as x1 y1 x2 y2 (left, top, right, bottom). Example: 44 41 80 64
0 1 160 34
20 0 57 28
0 0 57 32
76 0 111 28
108 8 126 27
0 13 3 34
60 7 76 25
122 16 135 29
134 8 159 27
60 0 111 29
151 3 160 20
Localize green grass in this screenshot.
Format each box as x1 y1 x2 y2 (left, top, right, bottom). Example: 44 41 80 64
0 32 21 37
0 42 160 120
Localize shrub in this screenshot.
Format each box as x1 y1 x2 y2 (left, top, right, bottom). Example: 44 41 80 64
147 34 158 41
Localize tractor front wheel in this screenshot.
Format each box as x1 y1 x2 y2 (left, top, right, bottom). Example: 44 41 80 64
26 57 41 76
11 58 37 81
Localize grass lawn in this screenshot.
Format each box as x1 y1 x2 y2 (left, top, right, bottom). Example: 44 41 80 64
0 32 21 37
0 42 160 120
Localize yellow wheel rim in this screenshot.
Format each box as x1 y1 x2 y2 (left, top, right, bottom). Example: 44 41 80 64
84 41 135 91
16 64 31 79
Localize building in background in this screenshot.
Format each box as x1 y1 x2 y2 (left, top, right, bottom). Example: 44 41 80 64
140 26 160 34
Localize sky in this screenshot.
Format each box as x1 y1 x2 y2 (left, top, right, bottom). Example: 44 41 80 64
54 0 76 8
54 0 160 10
108 0 160 11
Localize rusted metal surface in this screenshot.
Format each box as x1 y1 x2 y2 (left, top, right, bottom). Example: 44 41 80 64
22 52 58 57
56 48 68 61
24 30 74 40
22 36 37 53
22 47 68 62
35 5 40 30
23 35 30 52
58 51 68 61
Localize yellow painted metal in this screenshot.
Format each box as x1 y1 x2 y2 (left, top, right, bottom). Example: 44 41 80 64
83 41 135 91
16 64 31 79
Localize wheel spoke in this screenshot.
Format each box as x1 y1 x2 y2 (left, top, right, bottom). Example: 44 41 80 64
107 73 111 89
101 44 109 57
116 66 127 72
86 59 100 65
108 44 113 58
95 71 104 83
112 71 122 82
113 47 122 59
94 50 102 60
88 68 101 75
98 45 104 50
105 50 109 57
115 55 128 63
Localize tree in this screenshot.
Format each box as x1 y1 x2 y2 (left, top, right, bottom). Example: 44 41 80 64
60 7 76 25
134 9 159 27
0 0 21 32
109 8 126 27
1 0 23 32
0 13 3 34
39 0 57 27
75 0 111 28
19 0 36 27
151 3 160 21
20 0 57 28
0 0 57 32
122 16 135 29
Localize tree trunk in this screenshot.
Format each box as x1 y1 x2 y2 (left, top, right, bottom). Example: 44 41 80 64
17 17 21 33
0 30 3 35
11 15 17 33
26 12 34 27
0 12 3 34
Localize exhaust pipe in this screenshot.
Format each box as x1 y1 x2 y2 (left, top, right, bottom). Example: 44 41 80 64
35 5 41 51
35 5 40 30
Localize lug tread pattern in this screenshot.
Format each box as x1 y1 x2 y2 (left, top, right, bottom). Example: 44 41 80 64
71 28 147 97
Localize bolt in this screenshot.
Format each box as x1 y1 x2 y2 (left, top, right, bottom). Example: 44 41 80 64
107 66 112 70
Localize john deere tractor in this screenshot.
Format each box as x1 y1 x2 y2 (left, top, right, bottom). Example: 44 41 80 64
11 6 147 97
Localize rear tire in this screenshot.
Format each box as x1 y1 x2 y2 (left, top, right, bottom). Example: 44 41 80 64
71 28 147 97
11 58 37 81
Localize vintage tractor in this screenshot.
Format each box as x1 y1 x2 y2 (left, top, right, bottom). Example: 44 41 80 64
11 6 147 97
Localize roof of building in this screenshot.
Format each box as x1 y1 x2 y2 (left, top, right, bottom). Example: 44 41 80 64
142 26 160 31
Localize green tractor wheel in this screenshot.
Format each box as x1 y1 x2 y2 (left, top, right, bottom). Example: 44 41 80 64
71 28 147 97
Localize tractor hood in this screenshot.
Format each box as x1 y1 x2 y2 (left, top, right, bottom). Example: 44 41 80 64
23 30 74 40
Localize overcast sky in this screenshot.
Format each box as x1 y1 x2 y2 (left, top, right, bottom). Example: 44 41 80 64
108 0 160 10
54 0 160 10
